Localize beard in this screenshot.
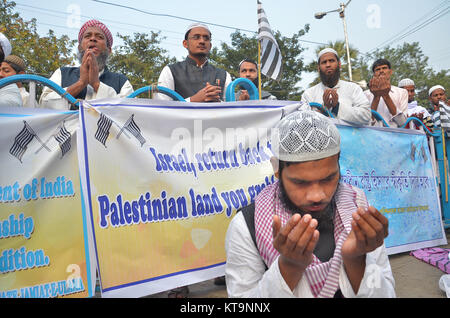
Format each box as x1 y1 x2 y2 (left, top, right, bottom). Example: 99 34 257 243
77 48 110 71
319 67 340 88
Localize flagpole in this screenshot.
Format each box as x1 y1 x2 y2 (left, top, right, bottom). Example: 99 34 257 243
442 127 449 202
258 40 262 100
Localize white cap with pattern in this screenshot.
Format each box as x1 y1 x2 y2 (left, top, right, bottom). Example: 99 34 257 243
271 110 341 162
398 78 415 88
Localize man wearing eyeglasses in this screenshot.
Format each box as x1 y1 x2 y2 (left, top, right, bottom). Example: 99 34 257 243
156 23 231 102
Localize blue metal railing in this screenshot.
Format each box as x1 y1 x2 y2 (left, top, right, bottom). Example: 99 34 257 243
0 74 79 107
127 86 185 101
225 78 259 102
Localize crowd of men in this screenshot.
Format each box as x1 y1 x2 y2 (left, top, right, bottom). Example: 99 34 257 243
0 19 449 299
0 19 447 128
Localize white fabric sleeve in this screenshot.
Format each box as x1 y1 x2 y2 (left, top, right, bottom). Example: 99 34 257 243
339 244 396 298
0 84 23 107
225 213 310 298
340 85 372 125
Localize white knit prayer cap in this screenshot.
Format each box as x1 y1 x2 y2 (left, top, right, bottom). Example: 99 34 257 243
398 78 415 88
429 85 446 96
0 32 12 57
185 22 211 35
271 110 341 163
318 48 339 62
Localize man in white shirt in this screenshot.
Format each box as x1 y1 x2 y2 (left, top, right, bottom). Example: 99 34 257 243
155 23 231 102
301 48 371 125
40 19 133 110
225 110 396 298
398 78 433 131
0 32 23 107
365 59 408 128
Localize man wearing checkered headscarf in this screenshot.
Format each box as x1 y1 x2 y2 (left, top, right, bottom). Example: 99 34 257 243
0 32 23 107
225 110 395 298
40 20 133 110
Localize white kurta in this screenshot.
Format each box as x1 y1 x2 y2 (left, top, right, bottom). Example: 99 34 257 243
154 65 232 102
301 80 372 125
39 68 134 109
0 84 23 107
365 86 408 128
225 212 396 298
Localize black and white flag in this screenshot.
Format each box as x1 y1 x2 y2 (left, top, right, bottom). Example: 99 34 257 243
54 123 72 157
95 113 113 147
257 0 283 81
9 121 49 162
117 114 146 147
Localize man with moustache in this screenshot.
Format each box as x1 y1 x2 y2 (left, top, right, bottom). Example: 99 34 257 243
365 59 408 128
301 48 371 125
0 32 23 107
225 110 395 298
155 23 231 102
40 20 133 109
236 58 276 101
398 78 433 131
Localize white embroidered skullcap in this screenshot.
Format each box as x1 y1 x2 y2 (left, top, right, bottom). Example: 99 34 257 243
185 22 211 35
318 48 339 61
0 32 12 57
398 78 415 88
429 85 446 96
271 110 341 162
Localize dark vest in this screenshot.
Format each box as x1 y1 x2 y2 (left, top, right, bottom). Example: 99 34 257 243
60 66 129 109
168 57 227 100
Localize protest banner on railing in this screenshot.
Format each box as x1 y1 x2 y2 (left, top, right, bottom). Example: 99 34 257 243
337 124 447 255
1 100 447 298
0 107 95 298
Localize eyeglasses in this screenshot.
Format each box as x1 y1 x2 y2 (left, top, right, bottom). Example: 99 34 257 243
188 34 211 41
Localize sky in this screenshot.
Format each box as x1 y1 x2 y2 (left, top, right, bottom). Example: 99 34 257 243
10 0 450 90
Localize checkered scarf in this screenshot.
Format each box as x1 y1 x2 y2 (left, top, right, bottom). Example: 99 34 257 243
254 181 368 297
78 20 113 48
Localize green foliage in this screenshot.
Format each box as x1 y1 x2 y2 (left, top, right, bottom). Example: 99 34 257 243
0 0 76 78
108 32 176 90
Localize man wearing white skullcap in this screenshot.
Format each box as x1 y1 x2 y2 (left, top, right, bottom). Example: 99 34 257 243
0 32 23 108
428 85 449 136
225 110 395 298
40 20 133 110
155 23 231 102
398 78 433 131
301 48 371 125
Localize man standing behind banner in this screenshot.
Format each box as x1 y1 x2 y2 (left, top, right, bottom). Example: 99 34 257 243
0 32 22 107
40 20 134 110
225 110 395 298
301 48 371 125
398 78 433 131
237 59 276 101
155 23 231 102
429 85 449 135
365 59 408 128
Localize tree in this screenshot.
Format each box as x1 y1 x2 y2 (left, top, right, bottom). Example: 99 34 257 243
209 25 311 101
108 32 177 91
363 42 450 109
0 0 76 78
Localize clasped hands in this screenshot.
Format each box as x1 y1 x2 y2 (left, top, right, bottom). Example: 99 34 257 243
273 206 389 273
